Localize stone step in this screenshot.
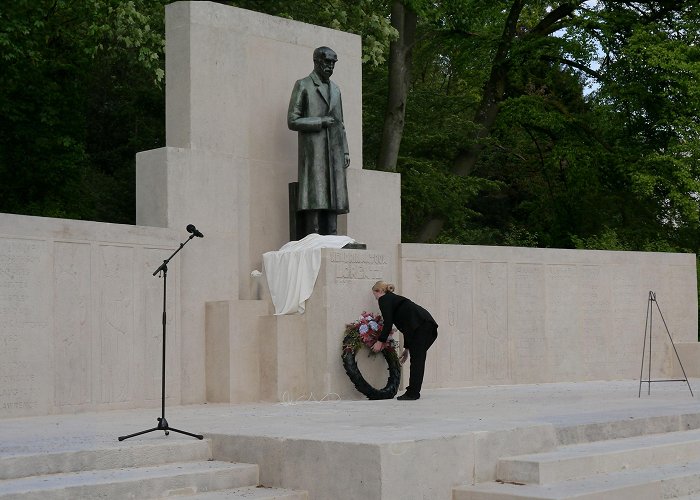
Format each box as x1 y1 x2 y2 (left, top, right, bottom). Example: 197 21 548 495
0 460 258 500
177 485 308 499
498 428 700 484
454 458 700 500
0 439 212 480
557 418 700 449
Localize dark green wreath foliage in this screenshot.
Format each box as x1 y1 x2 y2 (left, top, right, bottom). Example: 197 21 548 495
341 331 401 400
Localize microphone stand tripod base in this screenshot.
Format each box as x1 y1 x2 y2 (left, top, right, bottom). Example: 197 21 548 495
118 417 203 441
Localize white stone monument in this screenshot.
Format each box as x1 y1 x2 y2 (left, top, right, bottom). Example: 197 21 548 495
0 1 697 419
136 1 401 403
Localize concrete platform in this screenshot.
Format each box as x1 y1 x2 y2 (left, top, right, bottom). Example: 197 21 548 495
1 380 700 499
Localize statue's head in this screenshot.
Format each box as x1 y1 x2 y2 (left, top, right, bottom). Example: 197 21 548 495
313 46 338 82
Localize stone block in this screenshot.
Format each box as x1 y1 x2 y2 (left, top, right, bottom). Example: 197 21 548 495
212 434 381 499
165 2 362 165
473 425 558 483
206 300 268 403
259 314 309 402
379 436 475 499
497 429 700 485
305 249 396 399
344 168 401 280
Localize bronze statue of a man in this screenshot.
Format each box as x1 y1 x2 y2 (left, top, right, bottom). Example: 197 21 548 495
288 46 350 236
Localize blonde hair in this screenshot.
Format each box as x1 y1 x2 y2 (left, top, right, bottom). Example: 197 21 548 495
372 281 395 293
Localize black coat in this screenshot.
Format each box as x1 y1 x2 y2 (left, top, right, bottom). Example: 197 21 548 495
377 292 438 343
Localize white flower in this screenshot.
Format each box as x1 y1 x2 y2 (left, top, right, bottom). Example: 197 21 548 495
369 321 378 331
250 270 262 278
359 324 369 334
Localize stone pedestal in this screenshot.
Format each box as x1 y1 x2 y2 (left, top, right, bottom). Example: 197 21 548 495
205 300 269 403
259 314 308 401
303 248 396 399
205 248 396 402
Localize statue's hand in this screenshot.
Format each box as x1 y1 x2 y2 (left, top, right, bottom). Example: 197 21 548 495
321 116 335 127
344 153 350 168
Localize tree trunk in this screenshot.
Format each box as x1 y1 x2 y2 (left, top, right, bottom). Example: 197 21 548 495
377 0 417 172
452 1 583 177
417 1 584 242
417 0 526 242
452 0 525 178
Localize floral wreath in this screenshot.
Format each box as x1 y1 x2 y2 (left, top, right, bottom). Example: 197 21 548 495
341 312 401 400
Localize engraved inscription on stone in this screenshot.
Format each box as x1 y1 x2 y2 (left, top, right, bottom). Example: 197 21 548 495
144 248 179 402
402 259 437 311
331 251 387 284
511 264 546 381
0 238 49 414
54 242 91 406
475 262 509 381
438 261 474 384
578 265 613 379
546 264 581 379
406 260 438 383
99 245 134 403
666 265 695 343
610 264 644 377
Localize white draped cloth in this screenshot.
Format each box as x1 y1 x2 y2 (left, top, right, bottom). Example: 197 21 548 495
263 234 355 315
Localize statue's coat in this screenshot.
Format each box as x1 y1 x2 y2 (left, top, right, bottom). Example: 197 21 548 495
288 71 349 213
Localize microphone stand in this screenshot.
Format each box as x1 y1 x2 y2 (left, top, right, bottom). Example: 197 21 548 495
119 232 203 441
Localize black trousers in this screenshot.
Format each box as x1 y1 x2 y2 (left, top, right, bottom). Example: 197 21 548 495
405 322 438 396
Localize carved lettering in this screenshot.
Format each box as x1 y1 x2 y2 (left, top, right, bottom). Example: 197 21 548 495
54 242 92 406
0 239 49 414
99 245 134 403
335 263 385 280
332 251 388 283
329 251 387 265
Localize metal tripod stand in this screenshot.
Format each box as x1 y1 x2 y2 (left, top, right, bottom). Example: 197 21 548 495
638 291 693 397
118 231 203 441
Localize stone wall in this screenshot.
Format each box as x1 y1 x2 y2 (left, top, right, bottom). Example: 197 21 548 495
400 244 698 388
1 212 697 417
0 213 183 418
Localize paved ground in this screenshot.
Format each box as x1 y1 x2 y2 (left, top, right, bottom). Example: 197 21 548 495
2 379 699 456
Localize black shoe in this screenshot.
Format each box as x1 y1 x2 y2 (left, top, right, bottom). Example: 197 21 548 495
397 392 420 400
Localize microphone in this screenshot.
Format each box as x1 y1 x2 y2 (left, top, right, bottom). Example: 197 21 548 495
186 224 204 238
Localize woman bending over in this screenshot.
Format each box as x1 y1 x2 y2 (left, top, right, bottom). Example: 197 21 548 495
371 281 438 400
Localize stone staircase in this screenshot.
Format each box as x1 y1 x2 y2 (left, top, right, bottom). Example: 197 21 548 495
454 428 700 499
0 439 307 500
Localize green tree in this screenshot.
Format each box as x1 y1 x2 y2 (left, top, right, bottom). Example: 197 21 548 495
2 0 698 263
370 0 700 248
0 0 166 222
227 0 396 66
376 0 417 172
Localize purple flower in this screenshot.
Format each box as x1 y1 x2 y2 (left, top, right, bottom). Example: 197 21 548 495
369 321 378 331
359 324 369 334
